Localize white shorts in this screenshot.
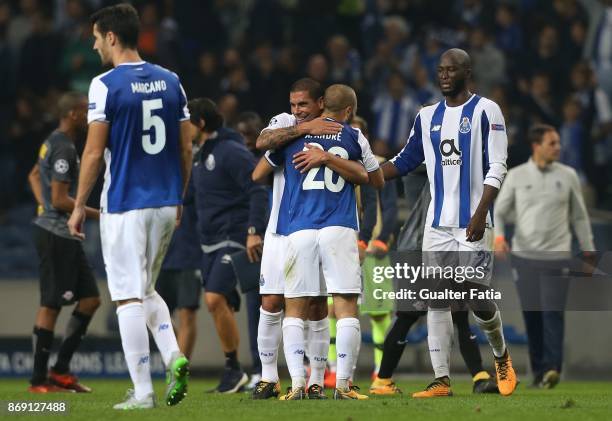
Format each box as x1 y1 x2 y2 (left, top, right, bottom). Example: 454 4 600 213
422 226 493 286
259 232 287 295
100 206 176 301
285 226 361 298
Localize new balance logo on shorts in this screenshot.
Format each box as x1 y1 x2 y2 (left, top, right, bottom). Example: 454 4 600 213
138 356 150 365
159 323 169 331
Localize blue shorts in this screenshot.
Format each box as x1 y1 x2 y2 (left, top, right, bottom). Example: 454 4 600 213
201 247 241 311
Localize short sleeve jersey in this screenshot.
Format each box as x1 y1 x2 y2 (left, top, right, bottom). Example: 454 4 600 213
87 61 190 213
34 131 79 239
267 119 366 235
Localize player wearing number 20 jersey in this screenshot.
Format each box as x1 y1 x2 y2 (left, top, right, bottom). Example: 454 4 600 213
88 61 189 212
267 119 365 236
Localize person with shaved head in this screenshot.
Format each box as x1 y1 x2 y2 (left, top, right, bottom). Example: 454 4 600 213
251 79 382 400
381 48 518 398
256 84 383 400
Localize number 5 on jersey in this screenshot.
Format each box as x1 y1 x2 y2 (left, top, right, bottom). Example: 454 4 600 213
302 142 348 192
142 99 166 155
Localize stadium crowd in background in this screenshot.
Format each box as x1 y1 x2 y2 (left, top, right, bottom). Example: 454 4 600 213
1 0 612 218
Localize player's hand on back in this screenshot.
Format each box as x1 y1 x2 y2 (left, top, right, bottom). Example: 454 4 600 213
293 143 330 173
301 117 342 136
246 234 263 263
67 206 86 240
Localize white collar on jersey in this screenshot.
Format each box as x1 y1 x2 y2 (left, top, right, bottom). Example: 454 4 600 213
116 61 146 67
444 93 476 109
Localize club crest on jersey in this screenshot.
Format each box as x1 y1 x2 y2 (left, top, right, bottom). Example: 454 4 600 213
205 154 216 171
459 116 472 134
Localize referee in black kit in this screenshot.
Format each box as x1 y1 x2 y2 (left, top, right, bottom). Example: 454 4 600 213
27 92 101 393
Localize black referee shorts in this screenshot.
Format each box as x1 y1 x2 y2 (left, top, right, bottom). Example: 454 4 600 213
34 226 99 308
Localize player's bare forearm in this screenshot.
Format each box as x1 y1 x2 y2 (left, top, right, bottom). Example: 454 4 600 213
28 164 44 205
466 184 499 242
74 122 108 208
474 184 499 219
252 157 274 184
256 126 305 151
325 154 368 185
368 168 385 189
51 182 99 219
179 120 193 198
381 161 400 180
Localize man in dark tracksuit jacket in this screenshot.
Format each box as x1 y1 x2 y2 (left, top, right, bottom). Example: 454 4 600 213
189 98 267 393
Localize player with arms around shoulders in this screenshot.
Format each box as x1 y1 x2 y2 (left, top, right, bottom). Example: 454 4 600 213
381 48 517 397
264 84 378 400
251 79 382 399
67 3 192 410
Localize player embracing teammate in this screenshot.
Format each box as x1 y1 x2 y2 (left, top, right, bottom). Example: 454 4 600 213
253 82 384 400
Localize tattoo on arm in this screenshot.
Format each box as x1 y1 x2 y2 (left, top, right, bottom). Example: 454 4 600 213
257 126 301 151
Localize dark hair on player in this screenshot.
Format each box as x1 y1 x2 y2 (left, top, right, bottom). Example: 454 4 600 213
90 3 140 49
528 123 556 145
57 92 86 119
188 98 224 133
290 78 324 101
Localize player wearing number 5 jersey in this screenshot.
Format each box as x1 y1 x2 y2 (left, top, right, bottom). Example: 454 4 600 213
67 4 191 410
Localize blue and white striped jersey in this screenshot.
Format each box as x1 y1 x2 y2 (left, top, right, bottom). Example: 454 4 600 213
390 94 508 228
87 61 190 213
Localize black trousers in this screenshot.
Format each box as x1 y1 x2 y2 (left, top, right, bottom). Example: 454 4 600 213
512 255 570 381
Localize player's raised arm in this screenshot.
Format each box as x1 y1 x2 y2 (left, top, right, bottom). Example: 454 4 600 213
256 117 342 151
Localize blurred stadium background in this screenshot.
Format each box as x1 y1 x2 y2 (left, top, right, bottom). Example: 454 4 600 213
1 0 612 381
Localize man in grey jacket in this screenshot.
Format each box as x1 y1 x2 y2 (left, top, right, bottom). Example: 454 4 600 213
494 124 595 389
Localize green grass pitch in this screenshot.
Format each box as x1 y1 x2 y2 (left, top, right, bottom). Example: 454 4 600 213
1 379 611 421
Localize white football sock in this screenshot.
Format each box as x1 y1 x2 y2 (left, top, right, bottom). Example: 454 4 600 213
307 318 329 388
283 317 306 389
350 331 361 382
427 309 453 379
117 302 153 399
336 317 360 390
258 307 282 383
474 310 506 358
143 292 180 366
